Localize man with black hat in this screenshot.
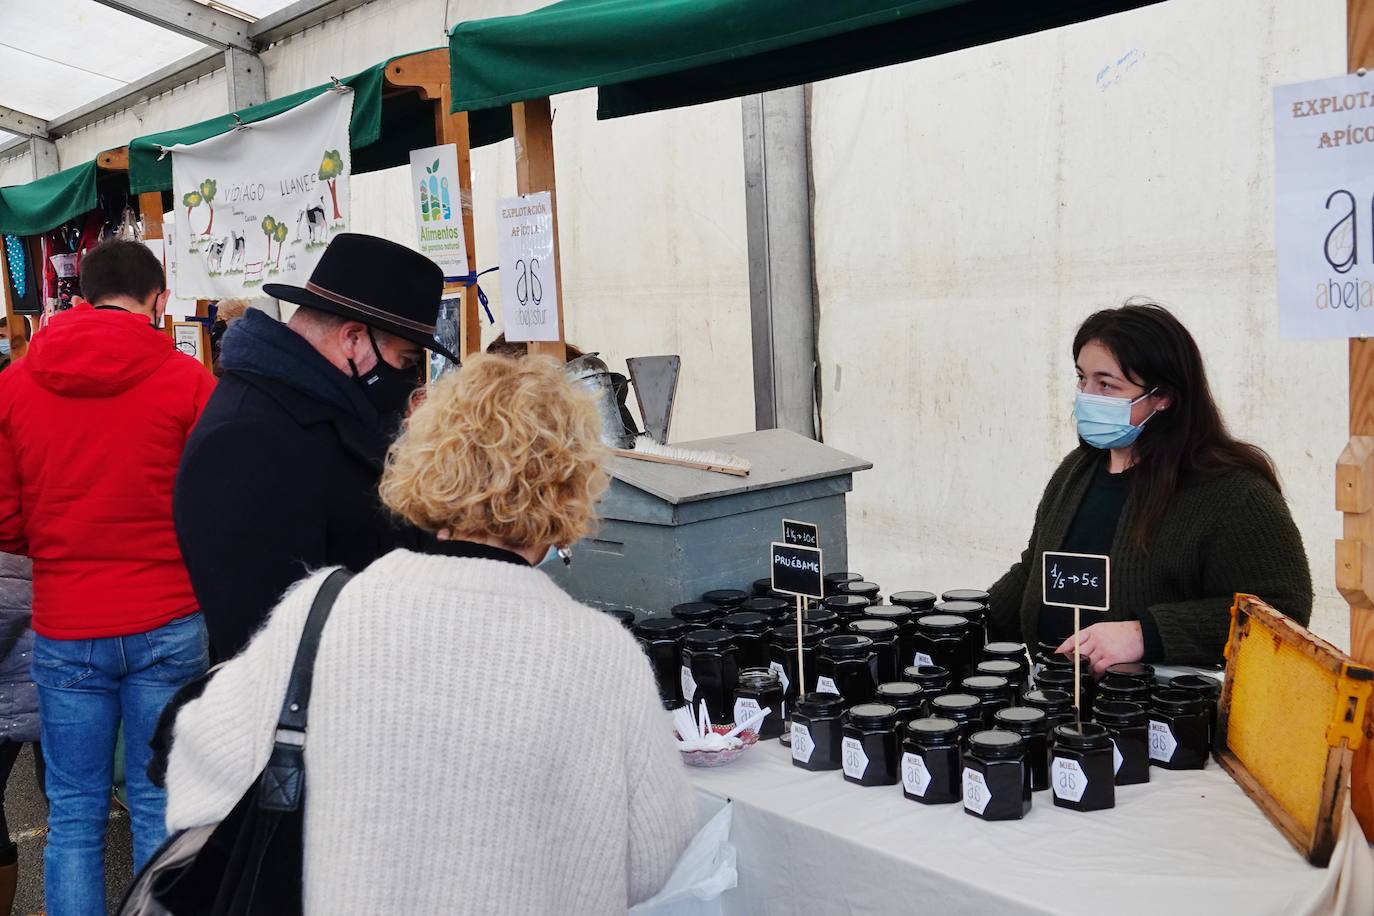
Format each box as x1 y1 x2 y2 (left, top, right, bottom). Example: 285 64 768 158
174 234 461 658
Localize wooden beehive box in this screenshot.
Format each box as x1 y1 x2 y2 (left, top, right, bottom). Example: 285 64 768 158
1217 594 1373 866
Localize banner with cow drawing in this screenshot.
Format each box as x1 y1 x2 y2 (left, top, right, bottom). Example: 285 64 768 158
168 87 352 300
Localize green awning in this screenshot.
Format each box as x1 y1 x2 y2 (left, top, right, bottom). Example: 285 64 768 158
130 52 512 194
0 160 98 237
449 0 1165 118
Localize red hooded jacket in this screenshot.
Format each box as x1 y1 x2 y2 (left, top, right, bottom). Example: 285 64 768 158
0 304 215 639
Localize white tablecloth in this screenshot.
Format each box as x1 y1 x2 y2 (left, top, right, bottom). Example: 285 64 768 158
686 740 1374 916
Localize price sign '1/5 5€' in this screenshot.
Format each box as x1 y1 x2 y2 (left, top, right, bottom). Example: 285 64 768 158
1042 551 1110 612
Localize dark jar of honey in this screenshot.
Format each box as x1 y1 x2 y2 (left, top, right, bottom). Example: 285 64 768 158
962 730 1031 821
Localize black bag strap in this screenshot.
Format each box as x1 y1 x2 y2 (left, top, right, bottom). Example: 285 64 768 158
257 567 353 813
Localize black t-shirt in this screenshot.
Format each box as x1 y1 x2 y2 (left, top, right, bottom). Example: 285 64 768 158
1038 458 1134 646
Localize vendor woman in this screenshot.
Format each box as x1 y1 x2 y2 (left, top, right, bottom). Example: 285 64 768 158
986 302 1312 673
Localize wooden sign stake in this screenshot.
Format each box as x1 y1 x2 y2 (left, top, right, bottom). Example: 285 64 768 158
796 594 806 696
1344 0 1374 843
1073 607 1082 728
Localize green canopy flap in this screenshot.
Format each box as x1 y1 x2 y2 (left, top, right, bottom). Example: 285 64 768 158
130 53 512 195
0 160 98 237
448 0 1164 118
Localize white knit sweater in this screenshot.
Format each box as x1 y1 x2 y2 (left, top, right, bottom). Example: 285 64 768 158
165 549 698 914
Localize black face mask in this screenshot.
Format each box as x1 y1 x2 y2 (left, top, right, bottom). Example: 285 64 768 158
348 329 419 432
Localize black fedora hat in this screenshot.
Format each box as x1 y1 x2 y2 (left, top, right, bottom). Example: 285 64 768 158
264 233 459 363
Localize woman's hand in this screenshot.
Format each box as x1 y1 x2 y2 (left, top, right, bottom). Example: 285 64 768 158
1056 621 1145 676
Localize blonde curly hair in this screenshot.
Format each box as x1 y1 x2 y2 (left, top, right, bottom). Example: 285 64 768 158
380 353 609 549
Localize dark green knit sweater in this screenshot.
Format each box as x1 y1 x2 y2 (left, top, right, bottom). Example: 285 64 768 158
986 446 1313 666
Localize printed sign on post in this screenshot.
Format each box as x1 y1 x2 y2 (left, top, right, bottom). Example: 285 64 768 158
783 519 819 548
172 321 211 371
771 542 824 600
496 191 560 342
1274 72 1374 338
409 145 470 281
1042 551 1110 611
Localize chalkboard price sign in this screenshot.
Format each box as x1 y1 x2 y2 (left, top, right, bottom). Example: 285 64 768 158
772 542 824 599
1042 551 1110 612
783 519 819 548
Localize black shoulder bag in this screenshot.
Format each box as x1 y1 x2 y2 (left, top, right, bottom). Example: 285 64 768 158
120 568 354 916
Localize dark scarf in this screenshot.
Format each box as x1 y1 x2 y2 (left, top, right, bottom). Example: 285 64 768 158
219 310 377 425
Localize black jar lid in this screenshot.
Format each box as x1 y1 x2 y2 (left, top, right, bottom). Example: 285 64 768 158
934 600 985 620
741 596 790 617
769 623 823 646
903 665 950 689
1097 677 1152 703
930 693 983 718
1038 651 1074 671
1035 669 1086 692
906 716 962 743
819 633 875 657
722 611 773 635
977 660 1023 680
877 681 924 707
1153 687 1210 714
994 705 1048 733
1170 674 1222 698
702 589 748 608
967 729 1025 758
1052 721 1112 749
822 594 872 617
824 571 863 586
915 613 972 635
890 590 938 610
1022 687 1073 711
848 618 899 639
604 609 636 628
983 642 1028 661
795 691 847 718
800 607 839 630
863 605 914 626
671 601 721 624
1106 662 1156 685
683 628 735 652
1093 699 1149 727
961 675 1011 697
835 580 881 599
738 667 782 691
848 702 899 727
632 616 689 639
941 589 990 605
752 577 775 596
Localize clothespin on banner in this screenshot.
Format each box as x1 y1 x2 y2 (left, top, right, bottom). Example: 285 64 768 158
328 76 350 94
230 113 250 132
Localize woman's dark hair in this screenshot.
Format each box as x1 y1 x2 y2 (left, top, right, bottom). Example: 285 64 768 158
1074 301 1280 547
79 239 165 306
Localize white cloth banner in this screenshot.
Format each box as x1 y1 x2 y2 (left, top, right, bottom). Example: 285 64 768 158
169 89 353 300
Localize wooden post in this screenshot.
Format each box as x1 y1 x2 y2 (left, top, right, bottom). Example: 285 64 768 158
0 244 26 362
387 49 482 359
512 97 567 363
1344 0 1374 843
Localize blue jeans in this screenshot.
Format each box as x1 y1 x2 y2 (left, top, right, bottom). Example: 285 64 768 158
33 613 209 916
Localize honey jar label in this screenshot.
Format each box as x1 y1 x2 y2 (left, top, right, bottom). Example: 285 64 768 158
914 652 934 668
842 737 869 779
680 665 697 703
962 768 990 815
1148 720 1177 763
1052 757 1088 803
1111 739 1123 775
734 697 761 728
816 675 840 695
792 722 815 763
769 660 790 694
902 752 931 796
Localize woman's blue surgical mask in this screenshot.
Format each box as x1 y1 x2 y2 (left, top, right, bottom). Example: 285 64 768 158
1074 388 1158 449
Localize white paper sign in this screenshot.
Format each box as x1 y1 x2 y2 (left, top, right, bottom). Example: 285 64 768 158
1274 73 1374 338
409 145 469 281
496 191 560 342
169 89 353 299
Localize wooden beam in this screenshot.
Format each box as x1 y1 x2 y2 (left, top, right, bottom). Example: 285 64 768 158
1346 0 1374 844
97 147 129 172
139 191 165 242
386 48 482 360
512 97 566 362
0 245 27 363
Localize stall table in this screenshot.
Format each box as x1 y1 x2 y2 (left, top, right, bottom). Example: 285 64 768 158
686 740 1374 916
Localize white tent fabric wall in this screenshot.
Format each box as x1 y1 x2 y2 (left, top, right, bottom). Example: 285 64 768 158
55 74 231 167
0 151 34 188
811 0 1351 647
267 0 754 443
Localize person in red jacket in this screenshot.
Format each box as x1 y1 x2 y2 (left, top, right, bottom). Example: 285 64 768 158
0 239 214 915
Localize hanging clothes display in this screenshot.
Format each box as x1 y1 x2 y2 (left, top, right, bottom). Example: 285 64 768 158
39 211 104 325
